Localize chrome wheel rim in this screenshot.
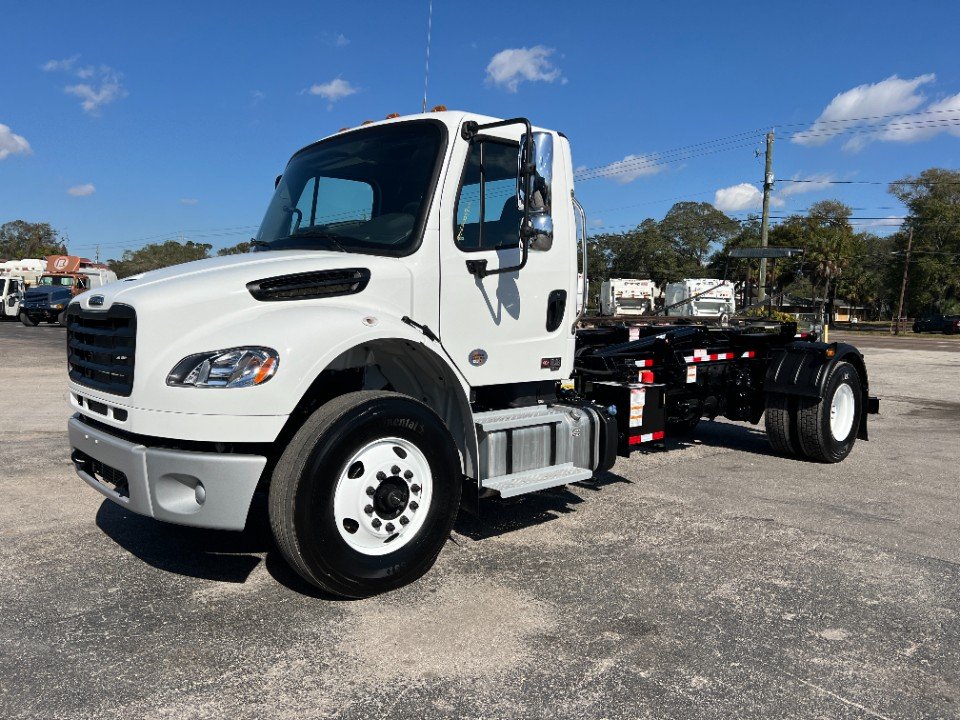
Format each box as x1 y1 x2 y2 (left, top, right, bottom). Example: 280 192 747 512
830 383 855 441
333 437 432 556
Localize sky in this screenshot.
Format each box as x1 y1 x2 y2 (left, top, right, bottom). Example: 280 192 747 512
1 0 959 260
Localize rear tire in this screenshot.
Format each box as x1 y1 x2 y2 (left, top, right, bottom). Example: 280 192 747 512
797 361 862 463
19 312 37 327
269 390 462 598
764 392 800 456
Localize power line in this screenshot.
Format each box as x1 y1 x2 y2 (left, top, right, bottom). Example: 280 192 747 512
575 139 761 182
777 178 960 187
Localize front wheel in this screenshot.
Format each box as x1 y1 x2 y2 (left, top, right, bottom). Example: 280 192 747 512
797 361 863 463
269 390 462 598
19 312 37 327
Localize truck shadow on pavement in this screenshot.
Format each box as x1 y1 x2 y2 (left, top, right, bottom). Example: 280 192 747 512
454 470 632 541
95 499 269 584
673 419 787 459
93 421 778 595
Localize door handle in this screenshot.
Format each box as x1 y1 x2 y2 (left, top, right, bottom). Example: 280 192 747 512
546 289 567 332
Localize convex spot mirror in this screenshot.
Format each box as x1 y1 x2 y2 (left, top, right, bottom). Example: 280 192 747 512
517 131 554 251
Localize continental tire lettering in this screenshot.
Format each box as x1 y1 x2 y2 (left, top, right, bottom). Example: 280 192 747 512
386 418 425 434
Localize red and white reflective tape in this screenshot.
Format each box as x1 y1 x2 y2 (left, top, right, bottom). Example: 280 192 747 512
634 359 654 367
684 350 737 363
629 430 665 445
741 350 756 358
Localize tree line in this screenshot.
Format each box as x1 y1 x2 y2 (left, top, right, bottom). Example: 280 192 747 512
2 168 957 317
586 167 959 318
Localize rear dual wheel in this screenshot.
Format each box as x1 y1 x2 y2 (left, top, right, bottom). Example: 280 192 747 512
765 361 863 463
269 390 462 598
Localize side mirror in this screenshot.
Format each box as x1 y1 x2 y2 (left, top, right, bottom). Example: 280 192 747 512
517 131 554 251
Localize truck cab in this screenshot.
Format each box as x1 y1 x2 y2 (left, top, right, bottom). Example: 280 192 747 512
21 256 118 326
65 111 876 598
0 276 25 319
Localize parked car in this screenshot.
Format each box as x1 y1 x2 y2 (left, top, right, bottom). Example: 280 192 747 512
912 315 960 334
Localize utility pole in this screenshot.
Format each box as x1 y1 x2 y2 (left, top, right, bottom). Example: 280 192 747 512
758 130 775 301
892 227 914 335
95 245 100 263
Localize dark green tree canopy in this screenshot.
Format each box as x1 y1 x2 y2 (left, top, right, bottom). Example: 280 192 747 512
659 201 739 273
0 220 67 259
217 241 253 256
888 168 960 314
108 240 212 278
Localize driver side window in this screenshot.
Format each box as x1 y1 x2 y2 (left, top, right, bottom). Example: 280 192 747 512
455 140 521 251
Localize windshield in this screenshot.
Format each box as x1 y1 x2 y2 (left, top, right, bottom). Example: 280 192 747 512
37 275 76 287
256 120 445 256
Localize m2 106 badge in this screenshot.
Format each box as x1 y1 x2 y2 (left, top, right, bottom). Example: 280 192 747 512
468 349 488 367
540 357 561 371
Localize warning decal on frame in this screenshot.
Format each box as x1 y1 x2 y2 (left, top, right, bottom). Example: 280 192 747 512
630 387 645 428
686 365 697 383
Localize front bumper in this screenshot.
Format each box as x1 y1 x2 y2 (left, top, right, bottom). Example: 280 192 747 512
68 415 267 530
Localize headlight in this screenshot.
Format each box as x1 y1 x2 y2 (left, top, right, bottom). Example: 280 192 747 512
53 303 64 309
166 347 279 388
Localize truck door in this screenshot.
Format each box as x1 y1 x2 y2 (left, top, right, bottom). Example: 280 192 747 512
438 127 576 387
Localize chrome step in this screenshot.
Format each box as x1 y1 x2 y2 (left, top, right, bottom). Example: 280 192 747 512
483 462 593 499
474 406 567 433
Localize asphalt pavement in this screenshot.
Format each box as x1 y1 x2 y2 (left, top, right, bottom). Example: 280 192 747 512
1 321 958 719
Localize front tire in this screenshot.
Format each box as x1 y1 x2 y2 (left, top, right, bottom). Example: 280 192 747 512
269 390 462 598
797 361 863 463
19 312 37 327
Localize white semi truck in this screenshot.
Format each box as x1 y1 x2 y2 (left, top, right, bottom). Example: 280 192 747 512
664 278 737 324
65 111 878 598
600 278 659 317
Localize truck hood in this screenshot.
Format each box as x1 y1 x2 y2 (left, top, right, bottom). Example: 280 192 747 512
71 250 414 315
23 286 73 304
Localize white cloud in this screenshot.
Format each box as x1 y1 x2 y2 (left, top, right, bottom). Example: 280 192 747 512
778 172 836 198
335 33 350 47
867 216 905 227
792 74 935 148
305 78 359 104
714 183 763 212
42 55 80 72
587 154 663 184
43 56 127 115
67 183 96 197
874 91 960 144
485 46 564 93
0 123 32 160
179 198 199 205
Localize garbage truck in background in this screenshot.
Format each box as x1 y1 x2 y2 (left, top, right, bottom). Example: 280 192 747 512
664 279 737 325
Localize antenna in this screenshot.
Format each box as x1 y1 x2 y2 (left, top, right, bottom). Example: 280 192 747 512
421 0 433 113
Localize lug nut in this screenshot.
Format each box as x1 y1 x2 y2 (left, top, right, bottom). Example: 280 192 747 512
366 486 375 496
377 471 386 481
385 523 395 533
410 501 419 511
391 465 400 475
411 484 421 494
404 470 413 479
399 516 409 526
371 518 382 529
364 504 374 514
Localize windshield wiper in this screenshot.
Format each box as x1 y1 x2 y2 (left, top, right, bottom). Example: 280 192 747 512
249 238 272 249
283 229 352 253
